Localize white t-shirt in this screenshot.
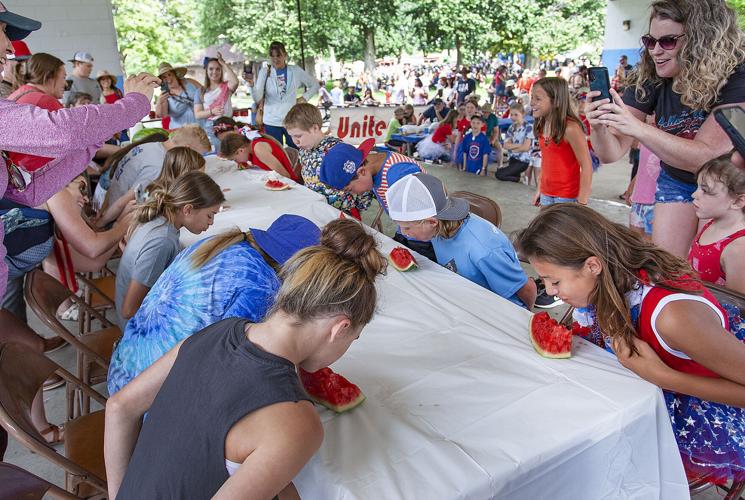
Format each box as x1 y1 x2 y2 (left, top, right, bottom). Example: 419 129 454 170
330 87 343 106
106 142 167 207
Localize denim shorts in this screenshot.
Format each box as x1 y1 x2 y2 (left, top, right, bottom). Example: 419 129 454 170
629 202 654 234
540 194 577 206
655 168 696 204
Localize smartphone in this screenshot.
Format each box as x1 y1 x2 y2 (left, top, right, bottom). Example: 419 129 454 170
243 61 253 76
714 105 745 157
588 67 611 102
160 81 169 94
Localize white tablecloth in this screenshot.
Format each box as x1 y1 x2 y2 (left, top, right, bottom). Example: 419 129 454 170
184 158 690 499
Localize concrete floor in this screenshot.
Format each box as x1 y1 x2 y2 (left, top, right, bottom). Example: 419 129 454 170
5 158 725 499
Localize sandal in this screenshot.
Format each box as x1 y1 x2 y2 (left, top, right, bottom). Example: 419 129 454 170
39 424 64 445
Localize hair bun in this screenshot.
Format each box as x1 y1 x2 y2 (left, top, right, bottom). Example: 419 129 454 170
321 219 387 281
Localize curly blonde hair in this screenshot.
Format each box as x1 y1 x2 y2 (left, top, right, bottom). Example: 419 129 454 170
629 0 745 112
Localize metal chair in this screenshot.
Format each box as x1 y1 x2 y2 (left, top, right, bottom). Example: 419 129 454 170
24 269 120 417
450 191 502 228
0 342 107 498
0 461 80 499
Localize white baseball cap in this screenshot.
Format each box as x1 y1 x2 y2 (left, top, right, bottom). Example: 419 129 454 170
386 173 470 222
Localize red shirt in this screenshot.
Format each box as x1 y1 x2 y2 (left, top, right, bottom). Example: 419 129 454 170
539 133 581 198
637 276 728 378
456 118 486 135
431 123 453 144
6 85 63 171
250 136 300 182
688 220 745 286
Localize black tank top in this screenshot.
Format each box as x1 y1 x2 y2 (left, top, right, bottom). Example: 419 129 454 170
117 318 310 499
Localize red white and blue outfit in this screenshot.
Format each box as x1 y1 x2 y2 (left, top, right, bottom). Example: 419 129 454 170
573 273 745 483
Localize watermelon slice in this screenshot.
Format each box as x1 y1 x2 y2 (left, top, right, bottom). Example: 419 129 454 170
299 367 366 413
529 312 572 359
264 179 290 191
388 247 418 272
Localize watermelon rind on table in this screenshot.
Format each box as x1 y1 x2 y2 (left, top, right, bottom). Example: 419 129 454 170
529 312 572 359
388 247 418 272
299 367 366 413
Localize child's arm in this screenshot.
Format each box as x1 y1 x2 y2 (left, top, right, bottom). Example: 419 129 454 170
617 299 745 407
566 121 593 204
721 238 745 295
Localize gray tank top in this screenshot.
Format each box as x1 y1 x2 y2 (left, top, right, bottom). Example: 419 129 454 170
116 317 310 499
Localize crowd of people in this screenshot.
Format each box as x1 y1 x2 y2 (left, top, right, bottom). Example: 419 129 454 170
1 0 745 498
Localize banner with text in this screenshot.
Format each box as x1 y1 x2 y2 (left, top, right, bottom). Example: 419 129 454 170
327 106 428 145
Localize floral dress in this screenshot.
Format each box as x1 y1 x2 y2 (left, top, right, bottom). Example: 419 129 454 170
573 275 745 484
107 238 280 395
299 136 372 214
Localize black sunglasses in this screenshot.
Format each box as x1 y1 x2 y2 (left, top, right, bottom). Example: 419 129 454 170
641 33 685 50
2 151 28 192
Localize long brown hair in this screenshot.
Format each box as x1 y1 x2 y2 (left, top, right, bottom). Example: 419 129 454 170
514 204 698 354
629 0 745 112
440 109 459 129
202 58 223 92
190 229 277 271
146 147 206 193
532 77 582 144
24 53 64 86
129 171 224 237
268 219 387 329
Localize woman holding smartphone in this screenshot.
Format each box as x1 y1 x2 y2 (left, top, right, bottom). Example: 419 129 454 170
585 0 745 258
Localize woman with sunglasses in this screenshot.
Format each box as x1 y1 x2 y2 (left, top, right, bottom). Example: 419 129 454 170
586 0 745 259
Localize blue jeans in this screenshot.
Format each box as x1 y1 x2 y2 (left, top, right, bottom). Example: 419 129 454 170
264 125 297 149
540 194 577 206
655 168 696 204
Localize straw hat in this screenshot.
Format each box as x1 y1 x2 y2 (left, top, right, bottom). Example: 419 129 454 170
157 62 187 79
96 70 117 86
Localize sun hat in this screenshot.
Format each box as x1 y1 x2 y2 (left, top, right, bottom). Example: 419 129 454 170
8 40 31 61
0 2 41 41
250 214 321 265
157 62 187 79
96 70 117 85
318 138 376 190
386 173 470 222
69 51 94 64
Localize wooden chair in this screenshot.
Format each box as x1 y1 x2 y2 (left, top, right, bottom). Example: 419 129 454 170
24 269 120 417
370 205 385 233
283 146 304 185
0 342 107 498
0 461 80 499
76 271 116 336
450 191 502 228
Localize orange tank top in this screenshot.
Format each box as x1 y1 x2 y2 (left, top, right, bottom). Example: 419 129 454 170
539 132 580 198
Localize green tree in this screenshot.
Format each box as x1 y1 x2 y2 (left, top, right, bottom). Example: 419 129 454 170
112 0 200 75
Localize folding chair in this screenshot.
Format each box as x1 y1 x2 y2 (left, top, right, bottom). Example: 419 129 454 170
0 461 80 499
24 269 120 417
450 191 502 228
0 342 107 498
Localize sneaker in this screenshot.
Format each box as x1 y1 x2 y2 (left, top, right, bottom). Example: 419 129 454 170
534 289 564 309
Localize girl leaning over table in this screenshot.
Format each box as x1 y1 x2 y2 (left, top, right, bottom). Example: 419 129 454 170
107 214 320 395
515 203 745 485
104 219 387 499
114 171 225 329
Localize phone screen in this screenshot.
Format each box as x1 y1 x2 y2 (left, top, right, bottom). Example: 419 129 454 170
719 106 745 135
588 67 611 102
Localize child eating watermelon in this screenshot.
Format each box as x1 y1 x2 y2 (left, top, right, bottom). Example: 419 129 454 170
515 203 745 486
386 173 536 309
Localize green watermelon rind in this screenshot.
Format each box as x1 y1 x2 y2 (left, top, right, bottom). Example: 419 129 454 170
310 393 366 413
389 247 418 272
529 313 572 359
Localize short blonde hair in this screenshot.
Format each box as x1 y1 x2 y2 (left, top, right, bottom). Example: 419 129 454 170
284 103 323 130
170 124 211 151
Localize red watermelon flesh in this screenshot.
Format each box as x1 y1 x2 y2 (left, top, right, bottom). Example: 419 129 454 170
388 247 418 272
529 312 572 359
264 179 289 191
299 367 366 413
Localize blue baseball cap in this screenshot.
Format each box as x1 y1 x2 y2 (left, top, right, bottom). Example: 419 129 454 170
0 2 41 41
319 138 376 190
251 214 321 265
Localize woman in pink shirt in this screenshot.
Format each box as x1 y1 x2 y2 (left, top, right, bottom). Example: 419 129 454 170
0 4 158 455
